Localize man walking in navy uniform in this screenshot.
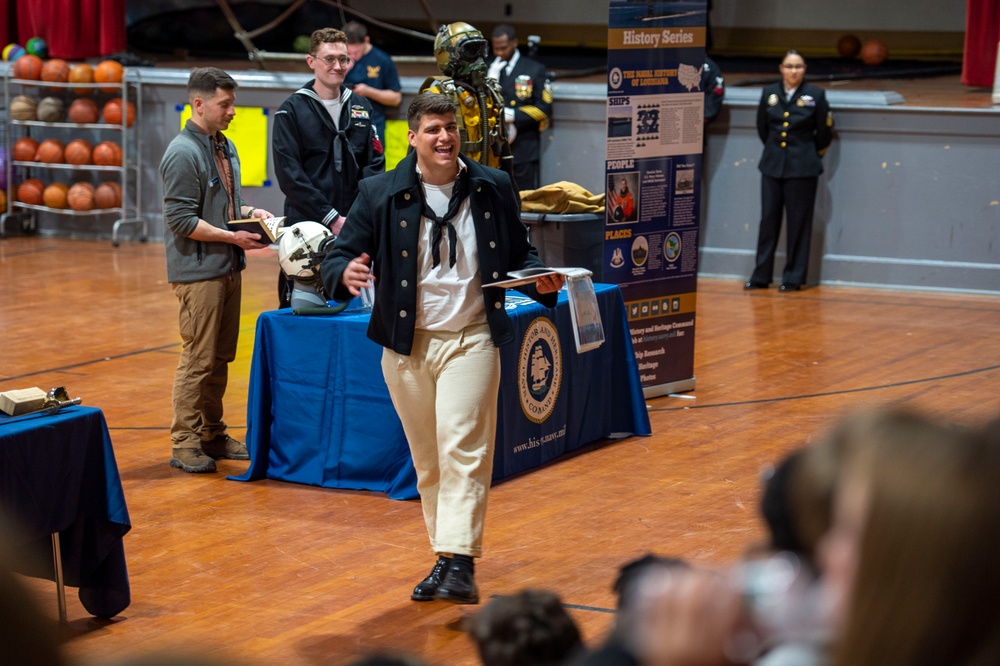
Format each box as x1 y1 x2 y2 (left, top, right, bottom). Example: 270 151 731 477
488 24 553 191
321 93 564 604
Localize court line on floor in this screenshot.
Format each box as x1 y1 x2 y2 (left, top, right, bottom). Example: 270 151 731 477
648 363 1000 412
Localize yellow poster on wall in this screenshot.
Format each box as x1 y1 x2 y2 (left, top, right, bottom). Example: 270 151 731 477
383 119 409 171
179 105 269 187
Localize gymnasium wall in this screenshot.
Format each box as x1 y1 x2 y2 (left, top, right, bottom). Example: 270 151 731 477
50 69 994 295
329 0 967 56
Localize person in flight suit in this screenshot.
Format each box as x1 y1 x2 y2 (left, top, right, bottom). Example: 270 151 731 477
420 22 514 180
488 24 553 190
745 50 833 292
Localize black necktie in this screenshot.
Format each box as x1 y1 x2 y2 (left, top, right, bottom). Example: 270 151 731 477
333 130 343 172
418 169 469 269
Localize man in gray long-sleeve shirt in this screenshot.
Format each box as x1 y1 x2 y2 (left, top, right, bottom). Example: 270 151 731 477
159 67 273 473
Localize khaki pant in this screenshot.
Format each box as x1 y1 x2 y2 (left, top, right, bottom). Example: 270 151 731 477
170 273 241 449
382 324 500 558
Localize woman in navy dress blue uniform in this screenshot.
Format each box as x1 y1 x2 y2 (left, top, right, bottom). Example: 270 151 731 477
746 50 833 292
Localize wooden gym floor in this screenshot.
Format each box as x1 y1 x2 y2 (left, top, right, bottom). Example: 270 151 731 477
1 236 999 665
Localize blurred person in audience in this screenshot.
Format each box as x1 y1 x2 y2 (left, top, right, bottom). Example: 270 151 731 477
0 512 67 666
607 408 1000 666
754 433 847 572
821 409 1000 665
575 554 690 666
468 589 584 666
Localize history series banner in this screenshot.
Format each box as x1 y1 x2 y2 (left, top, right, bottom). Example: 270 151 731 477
604 0 707 396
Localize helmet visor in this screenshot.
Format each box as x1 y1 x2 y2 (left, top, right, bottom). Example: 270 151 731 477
457 38 487 61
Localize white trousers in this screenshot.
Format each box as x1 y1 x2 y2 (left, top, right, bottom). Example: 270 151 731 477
381 323 500 558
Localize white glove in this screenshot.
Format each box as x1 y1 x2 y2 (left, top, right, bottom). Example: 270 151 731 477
504 107 515 123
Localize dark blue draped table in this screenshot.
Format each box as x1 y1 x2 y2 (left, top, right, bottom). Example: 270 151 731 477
0 406 131 618
232 283 651 499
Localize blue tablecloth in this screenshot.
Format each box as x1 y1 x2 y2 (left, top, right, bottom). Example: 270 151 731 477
0 406 131 618
233 283 650 499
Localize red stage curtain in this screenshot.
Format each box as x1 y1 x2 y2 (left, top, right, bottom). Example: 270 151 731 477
16 0 125 59
2 1 14 46
963 0 1000 87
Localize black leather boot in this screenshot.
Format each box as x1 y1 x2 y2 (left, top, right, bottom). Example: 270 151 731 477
411 556 451 601
435 554 479 604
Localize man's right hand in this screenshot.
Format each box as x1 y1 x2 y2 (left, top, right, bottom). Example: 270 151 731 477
231 230 269 250
341 252 374 296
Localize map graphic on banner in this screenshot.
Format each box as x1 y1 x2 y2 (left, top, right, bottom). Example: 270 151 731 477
605 0 706 396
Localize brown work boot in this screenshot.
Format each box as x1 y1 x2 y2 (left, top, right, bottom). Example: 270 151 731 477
169 447 217 473
202 435 250 460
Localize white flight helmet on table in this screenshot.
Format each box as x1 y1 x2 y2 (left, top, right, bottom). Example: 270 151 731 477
277 221 336 309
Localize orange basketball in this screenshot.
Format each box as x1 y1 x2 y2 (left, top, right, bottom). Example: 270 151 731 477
13 137 40 162
94 59 124 92
64 139 94 166
860 39 889 66
42 182 69 208
16 178 46 205
34 138 65 163
94 181 122 209
12 53 43 80
102 98 136 127
40 58 70 83
68 97 100 124
837 34 862 59
67 181 96 211
68 63 95 95
92 140 122 166
0 189 6 211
